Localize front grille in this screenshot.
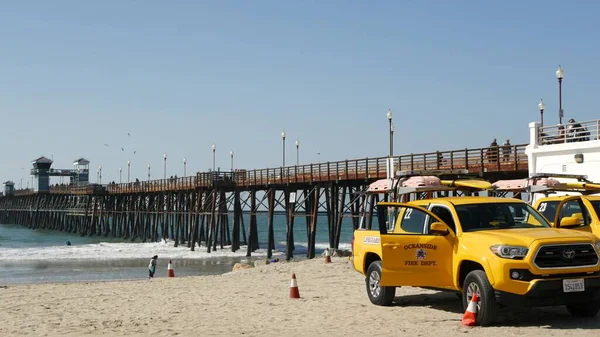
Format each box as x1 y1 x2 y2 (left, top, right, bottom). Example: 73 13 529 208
533 244 599 269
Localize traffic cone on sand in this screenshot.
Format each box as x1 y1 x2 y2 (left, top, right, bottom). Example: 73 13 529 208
289 273 300 299
167 260 175 277
461 293 479 326
324 249 331 263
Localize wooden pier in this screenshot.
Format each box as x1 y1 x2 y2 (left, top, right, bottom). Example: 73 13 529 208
0 144 529 260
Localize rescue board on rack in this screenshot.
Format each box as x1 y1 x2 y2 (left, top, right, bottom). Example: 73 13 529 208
440 179 492 190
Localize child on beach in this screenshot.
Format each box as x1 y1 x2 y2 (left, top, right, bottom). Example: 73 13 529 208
148 255 158 279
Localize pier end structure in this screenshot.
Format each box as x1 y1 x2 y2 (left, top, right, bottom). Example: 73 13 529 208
31 156 53 192
30 156 91 192
3 181 14 196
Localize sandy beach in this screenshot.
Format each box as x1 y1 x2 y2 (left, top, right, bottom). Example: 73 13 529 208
1 257 599 337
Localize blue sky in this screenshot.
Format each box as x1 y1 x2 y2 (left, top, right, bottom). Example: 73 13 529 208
1 1 599 186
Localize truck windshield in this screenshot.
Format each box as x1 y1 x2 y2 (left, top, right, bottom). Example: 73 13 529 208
590 201 600 217
455 203 551 232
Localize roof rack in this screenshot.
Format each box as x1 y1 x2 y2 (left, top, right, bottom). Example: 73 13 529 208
492 174 600 195
529 172 589 181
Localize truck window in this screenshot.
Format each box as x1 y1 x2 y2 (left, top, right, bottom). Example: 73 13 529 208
428 206 456 233
399 207 427 233
537 201 558 222
558 199 589 226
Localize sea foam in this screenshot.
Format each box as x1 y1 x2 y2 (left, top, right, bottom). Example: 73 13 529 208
0 240 351 261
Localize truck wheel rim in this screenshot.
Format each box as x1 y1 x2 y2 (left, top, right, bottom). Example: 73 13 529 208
369 271 381 298
466 282 481 311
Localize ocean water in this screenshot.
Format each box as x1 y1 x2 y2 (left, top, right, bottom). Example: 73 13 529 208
0 213 354 285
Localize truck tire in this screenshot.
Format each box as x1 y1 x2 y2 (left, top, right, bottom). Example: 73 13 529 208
462 270 499 326
566 302 600 317
366 261 395 306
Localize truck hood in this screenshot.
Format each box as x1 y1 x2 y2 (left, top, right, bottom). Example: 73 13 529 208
463 228 596 247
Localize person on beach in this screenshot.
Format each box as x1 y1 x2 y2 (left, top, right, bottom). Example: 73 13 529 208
148 255 158 279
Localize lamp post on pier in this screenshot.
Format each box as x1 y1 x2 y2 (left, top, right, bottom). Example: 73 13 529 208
99 165 102 184
183 158 187 176
163 153 167 179
556 65 564 124
127 160 131 183
538 99 545 127
295 139 299 166
212 143 216 171
387 109 393 156
281 130 286 167
230 151 234 171
147 164 151 181
119 167 122 184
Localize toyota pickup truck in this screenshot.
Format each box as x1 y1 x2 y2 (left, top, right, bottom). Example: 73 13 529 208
351 196 600 326
535 195 600 233
491 173 600 236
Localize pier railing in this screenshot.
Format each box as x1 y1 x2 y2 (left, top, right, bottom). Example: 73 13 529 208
538 119 600 145
10 144 528 196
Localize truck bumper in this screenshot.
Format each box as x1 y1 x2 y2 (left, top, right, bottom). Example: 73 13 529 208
495 276 600 307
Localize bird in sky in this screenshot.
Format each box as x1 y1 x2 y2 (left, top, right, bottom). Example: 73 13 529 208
104 144 109 147
121 147 125 151
127 133 131 137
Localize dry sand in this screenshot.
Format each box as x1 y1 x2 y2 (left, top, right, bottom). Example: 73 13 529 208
1 257 599 336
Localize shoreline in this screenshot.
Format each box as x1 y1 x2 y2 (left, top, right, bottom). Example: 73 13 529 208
0 253 306 286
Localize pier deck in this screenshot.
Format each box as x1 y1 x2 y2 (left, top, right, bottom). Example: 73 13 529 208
0 144 529 260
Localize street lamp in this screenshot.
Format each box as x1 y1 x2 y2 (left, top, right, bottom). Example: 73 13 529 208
212 143 216 171
538 99 545 127
163 152 167 179
295 139 299 166
147 164 151 180
119 167 122 184
127 160 131 183
230 151 234 171
556 65 564 124
99 165 102 184
387 109 393 156
183 158 187 176
281 130 286 167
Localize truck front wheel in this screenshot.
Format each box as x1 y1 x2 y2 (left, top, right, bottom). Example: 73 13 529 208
366 261 395 306
462 270 499 326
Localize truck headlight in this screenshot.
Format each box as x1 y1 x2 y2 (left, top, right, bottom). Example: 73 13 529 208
490 245 529 259
594 241 600 254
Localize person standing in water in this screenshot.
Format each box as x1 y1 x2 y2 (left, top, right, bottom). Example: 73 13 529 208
148 255 158 279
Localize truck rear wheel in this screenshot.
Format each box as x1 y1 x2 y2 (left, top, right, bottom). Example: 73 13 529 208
566 302 600 317
462 270 499 326
366 261 395 306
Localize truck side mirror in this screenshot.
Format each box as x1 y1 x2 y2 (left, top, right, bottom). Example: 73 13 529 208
559 216 580 228
430 222 449 236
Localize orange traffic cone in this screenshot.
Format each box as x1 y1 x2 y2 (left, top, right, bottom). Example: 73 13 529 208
461 293 479 326
324 249 331 263
289 273 300 299
167 260 175 277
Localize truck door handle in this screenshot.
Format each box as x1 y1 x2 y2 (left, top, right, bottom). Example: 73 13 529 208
383 243 400 249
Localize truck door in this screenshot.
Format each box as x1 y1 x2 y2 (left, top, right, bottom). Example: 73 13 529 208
377 203 455 287
553 196 593 232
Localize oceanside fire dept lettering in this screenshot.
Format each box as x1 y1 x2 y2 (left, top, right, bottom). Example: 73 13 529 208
404 243 437 266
